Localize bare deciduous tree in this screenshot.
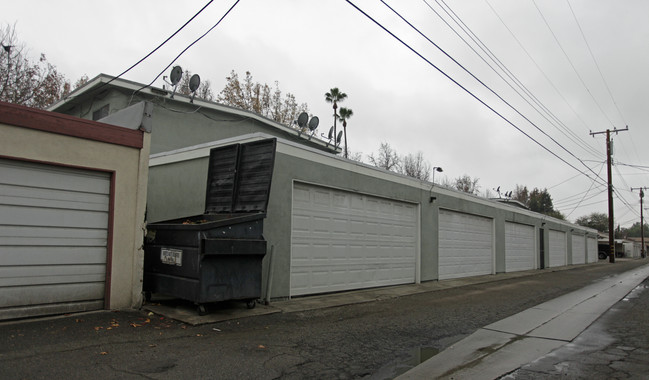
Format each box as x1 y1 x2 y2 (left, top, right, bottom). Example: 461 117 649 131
368 142 400 172
0 23 70 109
217 70 308 127
400 152 431 181
454 174 480 195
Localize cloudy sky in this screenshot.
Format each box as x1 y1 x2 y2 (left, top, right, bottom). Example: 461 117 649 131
5 0 649 227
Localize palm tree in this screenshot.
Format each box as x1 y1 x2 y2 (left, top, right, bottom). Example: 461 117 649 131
338 107 353 158
324 88 347 149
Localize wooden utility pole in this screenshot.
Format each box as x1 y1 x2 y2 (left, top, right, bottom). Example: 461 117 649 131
631 187 647 258
590 127 628 263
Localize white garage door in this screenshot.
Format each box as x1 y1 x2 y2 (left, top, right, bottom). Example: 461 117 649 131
549 230 567 267
571 233 586 265
505 222 536 272
0 159 109 320
291 183 418 296
439 209 493 280
587 236 598 263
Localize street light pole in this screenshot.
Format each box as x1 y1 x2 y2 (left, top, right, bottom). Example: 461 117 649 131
429 167 443 203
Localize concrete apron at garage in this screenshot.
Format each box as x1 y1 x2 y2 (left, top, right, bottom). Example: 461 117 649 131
143 261 611 326
396 261 649 380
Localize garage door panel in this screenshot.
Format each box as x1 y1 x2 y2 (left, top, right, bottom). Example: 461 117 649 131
0 282 105 308
0 246 107 265
1 184 109 210
572 234 586 265
439 210 493 280
291 183 417 296
2 204 109 229
0 265 106 287
505 222 535 272
549 230 567 267
0 159 109 319
0 161 110 194
0 225 106 240
2 235 107 247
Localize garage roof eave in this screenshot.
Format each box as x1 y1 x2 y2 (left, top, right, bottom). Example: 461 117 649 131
147 132 597 235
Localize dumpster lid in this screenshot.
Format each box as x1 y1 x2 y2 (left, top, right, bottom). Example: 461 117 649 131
205 138 276 214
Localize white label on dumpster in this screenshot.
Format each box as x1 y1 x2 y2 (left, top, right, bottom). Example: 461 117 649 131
161 248 183 266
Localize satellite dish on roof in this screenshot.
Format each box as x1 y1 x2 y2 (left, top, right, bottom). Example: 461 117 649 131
189 74 201 92
170 66 183 86
169 66 183 99
297 112 309 129
336 130 343 144
308 116 319 131
328 126 334 140
189 74 201 103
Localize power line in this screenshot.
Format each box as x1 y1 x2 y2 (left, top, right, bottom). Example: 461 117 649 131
371 0 606 187
532 0 616 128
483 0 598 144
617 162 649 172
98 1 214 91
132 0 241 96
428 0 601 159
566 0 626 126
548 161 605 190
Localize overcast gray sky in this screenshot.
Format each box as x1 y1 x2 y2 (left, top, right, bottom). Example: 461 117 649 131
5 0 649 227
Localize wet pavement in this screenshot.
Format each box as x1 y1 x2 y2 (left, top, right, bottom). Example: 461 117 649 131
503 279 649 379
0 259 648 379
397 261 649 379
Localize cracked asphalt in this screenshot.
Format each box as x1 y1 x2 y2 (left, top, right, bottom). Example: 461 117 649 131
1 259 647 379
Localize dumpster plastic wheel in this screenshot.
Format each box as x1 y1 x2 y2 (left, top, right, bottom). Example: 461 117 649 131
246 300 256 309
197 304 208 316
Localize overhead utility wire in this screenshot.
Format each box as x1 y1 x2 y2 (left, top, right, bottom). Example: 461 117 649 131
566 0 627 126
96 0 214 91
555 199 607 212
564 175 605 218
554 189 605 207
133 0 240 96
555 162 604 216
612 186 639 219
617 162 649 172
553 163 606 204
548 160 605 189
372 0 607 187
484 0 596 143
532 0 616 129
556 191 606 211
429 0 601 159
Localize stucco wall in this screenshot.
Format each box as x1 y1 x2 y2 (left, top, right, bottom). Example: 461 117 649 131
146 135 597 299
0 122 150 310
55 85 334 155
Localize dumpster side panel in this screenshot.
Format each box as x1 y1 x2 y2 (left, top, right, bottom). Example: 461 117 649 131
198 255 265 303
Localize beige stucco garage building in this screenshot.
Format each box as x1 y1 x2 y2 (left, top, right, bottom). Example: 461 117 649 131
0 101 151 320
